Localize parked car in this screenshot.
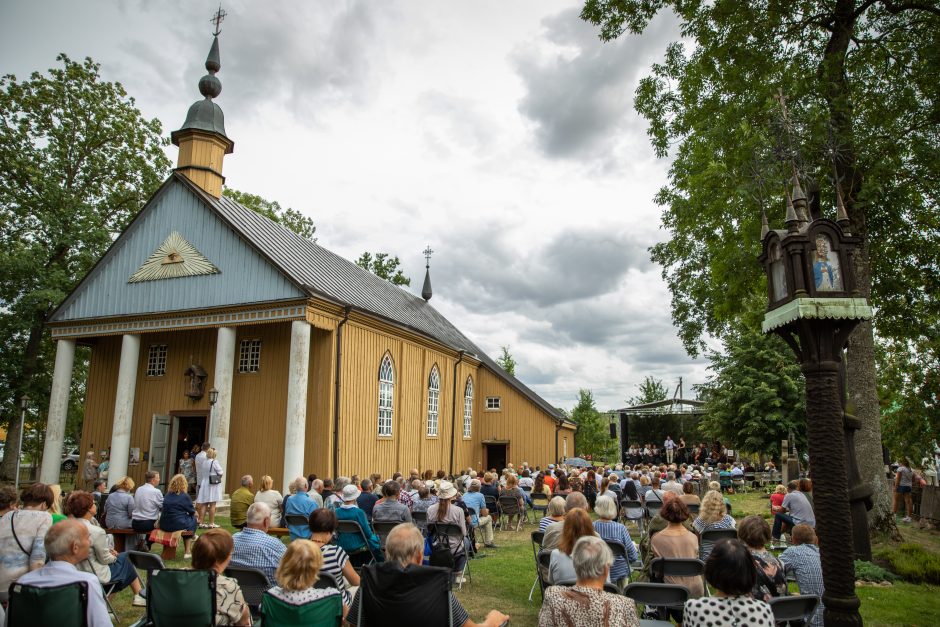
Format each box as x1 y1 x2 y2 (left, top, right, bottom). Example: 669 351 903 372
61 448 80 472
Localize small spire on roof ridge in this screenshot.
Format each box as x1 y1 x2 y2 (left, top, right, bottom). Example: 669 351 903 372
421 245 434 301
790 172 809 223
760 209 769 239
785 187 799 233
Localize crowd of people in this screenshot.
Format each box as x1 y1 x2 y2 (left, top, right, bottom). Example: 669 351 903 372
0 450 833 626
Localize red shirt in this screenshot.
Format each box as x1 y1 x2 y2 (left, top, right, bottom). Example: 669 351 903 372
770 493 785 508
544 475 556 492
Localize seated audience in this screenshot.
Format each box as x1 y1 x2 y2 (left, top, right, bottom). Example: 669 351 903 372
231 502 287 587
284 476 318 541
372 481 412 524
346 523 508 627
253 475 284 527
268 539 345 616
771 480 815 540
592 495 639 589
643 477 665 505
683 538 774 627
769 484 786 515
131 471 163 539
542 492 589 552
738 515 788 601
159 474 197 557
18 520 112 626
308 508 359 607
356 479 379 519
427 481 469 577
548 509 603 585
0 483 54 600
308 478 325 508
650 498 703 598
65 490 145 606
229 475 254 529
411 484 438 514
779 524 824 627
191 528 251 626
693 490 736 561
532 473 551 498
539 535 640 627
462 480 495 548
335 484 382 564
104 476 135 533
680 481 701 506
480 473 500 503
539 496 566 532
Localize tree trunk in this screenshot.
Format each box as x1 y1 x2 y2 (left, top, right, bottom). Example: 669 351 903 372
824 0 895 532
0 317 46 481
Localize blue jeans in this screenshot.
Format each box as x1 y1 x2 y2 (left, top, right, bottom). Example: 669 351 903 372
772 512 794 539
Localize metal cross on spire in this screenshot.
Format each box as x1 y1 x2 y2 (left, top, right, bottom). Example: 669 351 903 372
211 4 227 36
423 245 434 268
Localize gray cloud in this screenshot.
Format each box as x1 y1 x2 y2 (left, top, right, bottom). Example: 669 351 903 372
512 7 679 162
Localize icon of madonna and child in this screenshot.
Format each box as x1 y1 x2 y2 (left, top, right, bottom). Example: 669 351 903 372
813 234 842 292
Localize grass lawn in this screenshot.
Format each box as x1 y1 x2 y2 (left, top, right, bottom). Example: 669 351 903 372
102 494 940 626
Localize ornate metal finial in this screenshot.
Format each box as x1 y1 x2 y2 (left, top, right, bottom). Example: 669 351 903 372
785 187 799 233
421 245 434 301
833 164 851 232
760 210 770 239
791 171 809 223
211 5 227 37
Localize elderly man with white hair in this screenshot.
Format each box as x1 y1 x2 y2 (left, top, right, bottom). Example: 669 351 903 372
17 519 112 626
538 535 640 627
230 502 287 586
346 524 509 627
283 476 318 541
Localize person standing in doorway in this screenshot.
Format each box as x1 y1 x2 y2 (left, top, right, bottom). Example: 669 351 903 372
664 436 676 465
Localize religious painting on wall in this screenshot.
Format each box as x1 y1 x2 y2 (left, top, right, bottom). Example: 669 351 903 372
129 447 141 465
813 234 842 292
769 242 787 302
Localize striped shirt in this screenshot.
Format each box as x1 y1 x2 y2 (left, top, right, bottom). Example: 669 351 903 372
539 516 560 532
319 543 352 605
593 520 639 582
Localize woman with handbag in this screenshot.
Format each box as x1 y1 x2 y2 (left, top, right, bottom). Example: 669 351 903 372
196 447 224 528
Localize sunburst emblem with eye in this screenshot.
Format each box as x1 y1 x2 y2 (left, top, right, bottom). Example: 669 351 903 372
128 231 220 283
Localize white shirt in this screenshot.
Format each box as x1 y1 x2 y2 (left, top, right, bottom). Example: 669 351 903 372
132 482 164 521
665 438 676 450
18 560 112 626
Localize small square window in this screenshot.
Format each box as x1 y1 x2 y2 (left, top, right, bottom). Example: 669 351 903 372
486 396 501 410
238 339 262 373
146 345 167 377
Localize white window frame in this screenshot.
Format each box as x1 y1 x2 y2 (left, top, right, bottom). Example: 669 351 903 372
485 396 501 411
378 354 394 437
146 345 167 377
427 366 440 437
238 339 262 373
463 377 473 439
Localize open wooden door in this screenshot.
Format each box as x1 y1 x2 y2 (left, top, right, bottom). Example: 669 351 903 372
148 414 171 490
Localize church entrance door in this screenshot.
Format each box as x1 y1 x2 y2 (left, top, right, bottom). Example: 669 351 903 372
165 412 208 492
485 443 507 471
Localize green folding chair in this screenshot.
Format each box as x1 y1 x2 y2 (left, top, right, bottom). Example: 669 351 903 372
136 568 216 627
7 580 89 627
260 590 343 627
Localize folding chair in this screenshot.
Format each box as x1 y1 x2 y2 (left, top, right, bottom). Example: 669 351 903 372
528 530 545 601
284 513 310 528
261 589 343 626
224 565 270 621
336 519 378 572
411 510 428 533
427 522 471 590
686 503 700 516
8 580 89 627
650 557 708 596
621 499 645 534
530 492 550 518
699 528 738 562
624 582 689 627
745 472 757 489
358 562 452 627
498 495 524 532
769 595 821 624
536 549 553 597
141 568 216 627
372 521 398 550
645 500 663 520
554 579 622 594
100 579 122 623
127 550 166 588
604 539 631 586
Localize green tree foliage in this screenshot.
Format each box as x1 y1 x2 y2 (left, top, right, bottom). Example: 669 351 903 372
878 336 939 465
355 252 411 286
627 375 668 406
571 389 617 461
0 55 170 478
497 346 517 377
581 0 939 527
222 188 316 240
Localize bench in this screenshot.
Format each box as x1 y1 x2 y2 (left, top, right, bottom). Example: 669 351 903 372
267 527 289 537
158 531 195 561
106 528 137 553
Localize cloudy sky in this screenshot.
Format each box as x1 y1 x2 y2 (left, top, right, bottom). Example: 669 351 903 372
1 0 711 411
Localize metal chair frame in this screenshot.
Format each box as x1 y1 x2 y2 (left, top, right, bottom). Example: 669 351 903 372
372 521 399 550
497 495 524 532
650 557 709 597
427 522 472 591
621 499 645 535
769 595 821 624
336 519 378 572
527 530 544 602
223 565 270 620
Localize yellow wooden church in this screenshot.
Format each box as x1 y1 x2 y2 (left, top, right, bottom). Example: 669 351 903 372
38 32 576 494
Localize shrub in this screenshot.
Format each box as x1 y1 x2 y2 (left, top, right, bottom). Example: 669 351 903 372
875 543 940 584
854 560 898 582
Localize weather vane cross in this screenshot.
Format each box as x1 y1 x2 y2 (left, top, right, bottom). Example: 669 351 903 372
423 245 434 267
211 4 227 36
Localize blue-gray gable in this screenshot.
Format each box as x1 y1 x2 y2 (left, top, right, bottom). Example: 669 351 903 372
51 179 304 322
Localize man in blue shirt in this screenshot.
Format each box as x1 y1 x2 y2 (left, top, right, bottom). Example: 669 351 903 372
462 479 495 548
231 502 287 587
283 476 318 540
335 484 382 565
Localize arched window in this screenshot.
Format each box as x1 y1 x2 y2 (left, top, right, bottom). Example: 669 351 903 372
427 366 440 437
378 354 394 436
463 376 473 438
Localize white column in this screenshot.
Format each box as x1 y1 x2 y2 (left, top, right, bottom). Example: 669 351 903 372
39 339 77 484
210 326 236 477
107 334 140 488
282 320 311 493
